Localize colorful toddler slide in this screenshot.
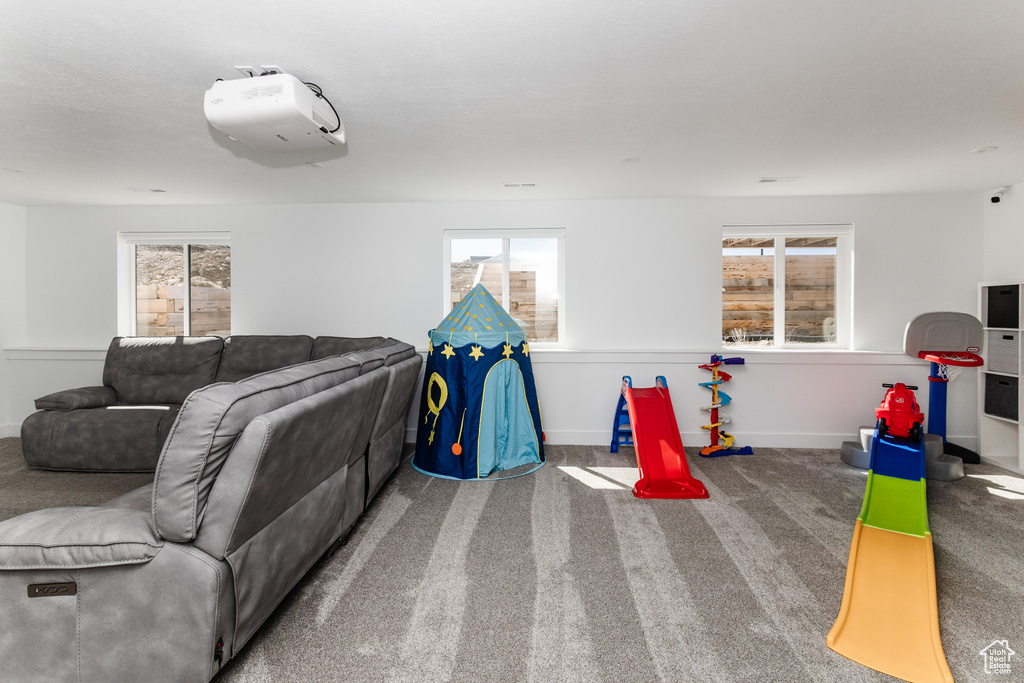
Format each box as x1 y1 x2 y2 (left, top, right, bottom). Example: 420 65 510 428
827 432 953 683
619 376 708 500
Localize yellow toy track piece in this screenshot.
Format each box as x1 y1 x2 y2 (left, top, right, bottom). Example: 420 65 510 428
828 429 952 683
827 521 951 683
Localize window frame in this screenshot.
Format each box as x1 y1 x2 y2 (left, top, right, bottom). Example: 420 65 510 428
443 228 566 348
117 231 231 337
721 224 853 349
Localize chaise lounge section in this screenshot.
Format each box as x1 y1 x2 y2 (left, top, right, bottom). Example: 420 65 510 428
20 334 395 472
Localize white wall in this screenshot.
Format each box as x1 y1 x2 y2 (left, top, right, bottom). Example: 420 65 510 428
0 202 28 435
983 182 1024 282
11 193 984 447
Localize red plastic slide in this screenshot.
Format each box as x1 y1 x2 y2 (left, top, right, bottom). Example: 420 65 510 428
622 376 709 499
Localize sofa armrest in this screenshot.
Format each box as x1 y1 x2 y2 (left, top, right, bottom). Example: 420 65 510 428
0 506 162 570
34 386 118 411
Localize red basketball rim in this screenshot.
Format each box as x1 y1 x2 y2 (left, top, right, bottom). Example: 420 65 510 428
918 350 983 367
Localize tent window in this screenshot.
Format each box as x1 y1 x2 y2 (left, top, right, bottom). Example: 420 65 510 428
445 229 565 346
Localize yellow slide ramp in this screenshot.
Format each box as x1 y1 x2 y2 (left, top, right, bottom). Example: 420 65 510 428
827 521 952 683
828 433 952 683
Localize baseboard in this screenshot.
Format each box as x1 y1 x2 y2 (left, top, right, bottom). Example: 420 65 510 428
406 427 979 451
551 431 982 451
546 430 855 449
0 424 19 439
979 456 1024 475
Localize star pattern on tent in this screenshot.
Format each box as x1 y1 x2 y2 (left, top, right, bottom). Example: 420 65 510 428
428 340 433 355
521 343 530 357
502 343 514 359
442 343 455 359
469 345 485 360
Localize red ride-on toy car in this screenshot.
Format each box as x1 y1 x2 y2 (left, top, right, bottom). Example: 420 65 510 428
875 382 925 441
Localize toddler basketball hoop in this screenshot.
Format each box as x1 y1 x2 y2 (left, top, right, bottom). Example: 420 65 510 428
917 349 983 383
904 312 984 463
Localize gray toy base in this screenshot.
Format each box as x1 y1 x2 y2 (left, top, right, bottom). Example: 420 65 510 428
840 427 964 482
840 440 872 470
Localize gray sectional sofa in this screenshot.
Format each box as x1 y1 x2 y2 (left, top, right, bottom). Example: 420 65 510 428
0 338 422 682
20 334 393 472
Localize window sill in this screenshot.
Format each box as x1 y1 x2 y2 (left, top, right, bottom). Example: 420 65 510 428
469 348 918 366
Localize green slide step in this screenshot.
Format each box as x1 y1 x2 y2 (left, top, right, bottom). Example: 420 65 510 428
858 472 929 538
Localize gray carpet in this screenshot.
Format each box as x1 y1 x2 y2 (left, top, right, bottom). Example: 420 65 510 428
0 437 153 522
1 437 1021 682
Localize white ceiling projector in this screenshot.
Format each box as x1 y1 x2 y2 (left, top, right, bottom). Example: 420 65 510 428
204 73 345 152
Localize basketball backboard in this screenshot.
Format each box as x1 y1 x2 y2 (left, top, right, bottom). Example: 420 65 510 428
903 312 983 358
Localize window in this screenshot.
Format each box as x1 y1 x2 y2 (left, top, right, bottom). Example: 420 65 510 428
444 229 565 345
118 232 231 337
722 225 852 348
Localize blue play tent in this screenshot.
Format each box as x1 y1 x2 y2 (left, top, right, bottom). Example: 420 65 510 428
413 284 544 479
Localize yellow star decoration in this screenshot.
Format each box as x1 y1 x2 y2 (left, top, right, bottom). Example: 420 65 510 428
521 343 530 357
428 340 434 356
502 343 514 359
441 343 456 359
469 345 485 360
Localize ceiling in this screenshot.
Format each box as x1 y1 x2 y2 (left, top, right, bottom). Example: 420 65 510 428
2 0 1023 206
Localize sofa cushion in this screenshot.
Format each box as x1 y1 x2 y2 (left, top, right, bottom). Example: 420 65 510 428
310 336 388 360
215 335 314 382
20 406 181 472
194 369 387 560
369 355 423 440
357 338 419 373
321 339 418 378
102 483 154 512
366 355 423 503
152 354 362 543
0 506 161 570
103 336 224 405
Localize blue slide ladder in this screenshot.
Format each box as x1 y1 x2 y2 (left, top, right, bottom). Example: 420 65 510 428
610 377 634 452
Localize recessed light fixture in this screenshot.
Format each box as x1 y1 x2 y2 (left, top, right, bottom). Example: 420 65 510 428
503 182 537 188
304 162 324 168
758 176 800 183
620 156 641 164
970 146 998 154
128 188 167 193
